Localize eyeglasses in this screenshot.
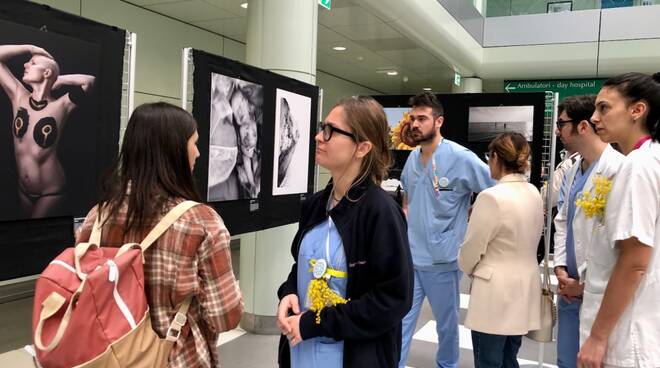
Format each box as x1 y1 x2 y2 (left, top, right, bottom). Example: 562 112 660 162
318 122 357 142
556 119 576 128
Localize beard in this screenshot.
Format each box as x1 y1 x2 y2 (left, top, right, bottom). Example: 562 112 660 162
412 127 437 144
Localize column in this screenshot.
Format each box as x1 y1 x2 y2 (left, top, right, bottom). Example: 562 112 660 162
452 77 483 93
238 0 318 334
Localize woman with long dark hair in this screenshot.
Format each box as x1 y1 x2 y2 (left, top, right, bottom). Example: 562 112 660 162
276 96 413 368
578 73 660 368
76 102 243 368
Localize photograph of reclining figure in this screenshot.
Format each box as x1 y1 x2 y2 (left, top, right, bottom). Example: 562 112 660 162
207 72 263 202
272 88 311 196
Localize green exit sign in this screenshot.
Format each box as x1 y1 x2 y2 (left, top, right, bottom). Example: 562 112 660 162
504 78 605 101
454 72 461 87
319 0 331 10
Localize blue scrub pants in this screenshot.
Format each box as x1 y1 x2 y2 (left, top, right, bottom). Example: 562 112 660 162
399 268 461 368
557 297 581 368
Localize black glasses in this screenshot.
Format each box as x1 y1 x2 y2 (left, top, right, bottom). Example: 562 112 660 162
556 119 576 128
319 122 357 142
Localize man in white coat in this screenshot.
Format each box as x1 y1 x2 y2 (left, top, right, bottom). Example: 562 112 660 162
553 95 625 368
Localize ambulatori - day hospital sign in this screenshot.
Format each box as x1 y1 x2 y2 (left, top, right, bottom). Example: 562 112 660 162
504 79 605 100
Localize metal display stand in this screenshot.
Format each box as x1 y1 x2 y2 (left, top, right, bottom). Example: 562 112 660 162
536 91 560 367
181 47 193 111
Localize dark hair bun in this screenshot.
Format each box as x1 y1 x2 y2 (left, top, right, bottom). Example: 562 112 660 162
653 73 660 84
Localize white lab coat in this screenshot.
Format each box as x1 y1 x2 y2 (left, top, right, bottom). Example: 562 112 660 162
554 145 624 280
581 141 660 368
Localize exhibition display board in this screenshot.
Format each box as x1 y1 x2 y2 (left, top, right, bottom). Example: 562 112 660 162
190 50 318 235
0 1 126 280
376 92 546 188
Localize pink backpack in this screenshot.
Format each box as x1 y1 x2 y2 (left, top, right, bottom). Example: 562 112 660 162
32 201 198 368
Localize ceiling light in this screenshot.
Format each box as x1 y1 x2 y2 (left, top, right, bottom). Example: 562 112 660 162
357 56 364 61
241 2 248 9
423 87 432 91
386 71 398 76
333 46 346 51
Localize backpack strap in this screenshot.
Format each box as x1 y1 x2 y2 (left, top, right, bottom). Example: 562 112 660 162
89 201 198 251
165 296 193 342
139 201 199 252
34 282 85 352
89 205 106 246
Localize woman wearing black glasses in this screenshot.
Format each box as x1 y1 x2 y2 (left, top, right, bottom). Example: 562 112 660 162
276 96 413 368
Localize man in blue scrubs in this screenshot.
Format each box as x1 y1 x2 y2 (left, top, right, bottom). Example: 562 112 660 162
399 92 494 368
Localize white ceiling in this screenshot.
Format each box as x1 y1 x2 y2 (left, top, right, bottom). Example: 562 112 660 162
124 0 456 94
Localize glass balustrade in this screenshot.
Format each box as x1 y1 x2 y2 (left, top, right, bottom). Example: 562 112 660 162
479 0 659 18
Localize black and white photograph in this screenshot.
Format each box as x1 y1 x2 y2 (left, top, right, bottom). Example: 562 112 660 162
272 88 311 196
207 72 262 202
0 19 102 221
468 105 534 142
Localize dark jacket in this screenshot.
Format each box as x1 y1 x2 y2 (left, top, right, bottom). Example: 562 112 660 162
277 178 413 368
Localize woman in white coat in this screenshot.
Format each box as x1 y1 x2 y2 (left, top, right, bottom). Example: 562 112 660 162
459 132 544 368
578 73 660 368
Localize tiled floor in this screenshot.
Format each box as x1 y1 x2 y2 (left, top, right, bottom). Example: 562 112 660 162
0 244 559 367
215 271 559 368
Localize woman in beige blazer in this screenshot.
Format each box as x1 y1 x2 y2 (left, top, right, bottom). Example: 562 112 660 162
459 132 544 368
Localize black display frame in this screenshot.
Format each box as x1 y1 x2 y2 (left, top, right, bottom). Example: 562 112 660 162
374 92 547 188
0 1 126 281
191 50 318 235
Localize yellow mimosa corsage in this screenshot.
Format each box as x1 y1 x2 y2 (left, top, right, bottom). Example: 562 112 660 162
575 175 613 221
307 259 348 324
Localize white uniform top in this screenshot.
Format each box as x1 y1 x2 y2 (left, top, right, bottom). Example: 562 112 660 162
580 140 660 368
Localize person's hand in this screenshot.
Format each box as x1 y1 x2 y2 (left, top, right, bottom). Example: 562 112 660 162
560 277 584 297
276 294 300 335
29 45 52 59
555 267 575 303
285 313 303 347
556 273 584 301
577 335 607 368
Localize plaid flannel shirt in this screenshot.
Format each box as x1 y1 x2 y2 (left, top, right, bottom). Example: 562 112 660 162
76 201 243 368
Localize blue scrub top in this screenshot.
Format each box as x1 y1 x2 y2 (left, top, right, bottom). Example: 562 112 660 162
565 159 597 279
291 217 347 368
401 139 495 271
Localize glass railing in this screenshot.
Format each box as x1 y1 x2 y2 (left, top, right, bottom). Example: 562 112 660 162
484 0 659 18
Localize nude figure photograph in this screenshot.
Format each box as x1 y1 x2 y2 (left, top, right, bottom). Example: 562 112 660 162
0 22 101 221
207 72 262 202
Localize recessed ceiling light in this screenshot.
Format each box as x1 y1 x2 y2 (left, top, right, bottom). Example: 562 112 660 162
386 71 398 76
241 2 248 9
423 87 432 91
333 46 346 51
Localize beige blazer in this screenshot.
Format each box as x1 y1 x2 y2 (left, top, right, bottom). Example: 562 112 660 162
459 173 544 335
